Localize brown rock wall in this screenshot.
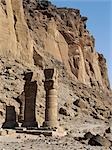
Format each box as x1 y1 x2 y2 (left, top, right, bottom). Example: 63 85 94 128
0 0 33 64
0 0 110 90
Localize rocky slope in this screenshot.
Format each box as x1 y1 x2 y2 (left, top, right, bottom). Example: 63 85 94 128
0 0 112 149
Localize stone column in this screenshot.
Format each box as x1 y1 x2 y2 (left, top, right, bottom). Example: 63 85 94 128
2 106 19 129
22 72 38 127
43 69 59 128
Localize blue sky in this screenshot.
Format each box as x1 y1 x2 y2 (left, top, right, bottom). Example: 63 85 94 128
50 0 112 88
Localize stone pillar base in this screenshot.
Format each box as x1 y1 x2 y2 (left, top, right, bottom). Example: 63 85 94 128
43 121 59 129
22 121 38 127
2 121 19 129
52 127 67 137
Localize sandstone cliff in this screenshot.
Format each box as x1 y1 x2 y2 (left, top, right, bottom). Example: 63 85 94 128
0 0 33 64
0 0 110 90
23 0 110 89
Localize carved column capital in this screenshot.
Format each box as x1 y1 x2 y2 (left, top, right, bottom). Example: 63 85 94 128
44 68 58 81
44 68 58 90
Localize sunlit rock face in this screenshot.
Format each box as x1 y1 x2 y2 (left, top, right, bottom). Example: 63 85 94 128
0 0 33 65
22 0 110 89
0 0 110 89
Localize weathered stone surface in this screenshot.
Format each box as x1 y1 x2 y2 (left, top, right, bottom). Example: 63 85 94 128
21 72 38 127
16 127 66 137
43 69 59 128
84 132 94 140
23 0 110 90
88 134 111 147
59 107 70 116
2 106 18 129
0 0 33 64
73 99 88 109
0 0 110 89
17 91 25 123
0 0 110 90
98 53 110 89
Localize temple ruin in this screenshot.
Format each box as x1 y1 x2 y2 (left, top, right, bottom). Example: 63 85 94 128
1 69 66 136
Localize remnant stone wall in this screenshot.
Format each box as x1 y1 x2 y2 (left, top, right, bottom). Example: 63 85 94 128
2 106 18 129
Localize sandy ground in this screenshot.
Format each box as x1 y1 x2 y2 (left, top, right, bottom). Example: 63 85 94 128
0 133 109 150
0 118 112 150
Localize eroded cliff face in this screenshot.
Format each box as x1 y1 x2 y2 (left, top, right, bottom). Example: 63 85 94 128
23 0 110 89
0 0 110 90
0 0 33 64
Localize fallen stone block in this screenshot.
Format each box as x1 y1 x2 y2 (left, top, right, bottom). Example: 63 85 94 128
88 134 111 147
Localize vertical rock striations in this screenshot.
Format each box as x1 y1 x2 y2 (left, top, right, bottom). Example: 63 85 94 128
23 0 110 90
0 0 33 64
0 0 110 90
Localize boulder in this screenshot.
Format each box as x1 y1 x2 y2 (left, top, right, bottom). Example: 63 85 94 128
59 107 70 116
73 99 88 109
88 134 111 147
84 132 94 140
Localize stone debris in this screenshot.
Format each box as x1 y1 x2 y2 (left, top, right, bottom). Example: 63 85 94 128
88 134 112 147
59 107 70 116
84 132 94 140
73 99 88 109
